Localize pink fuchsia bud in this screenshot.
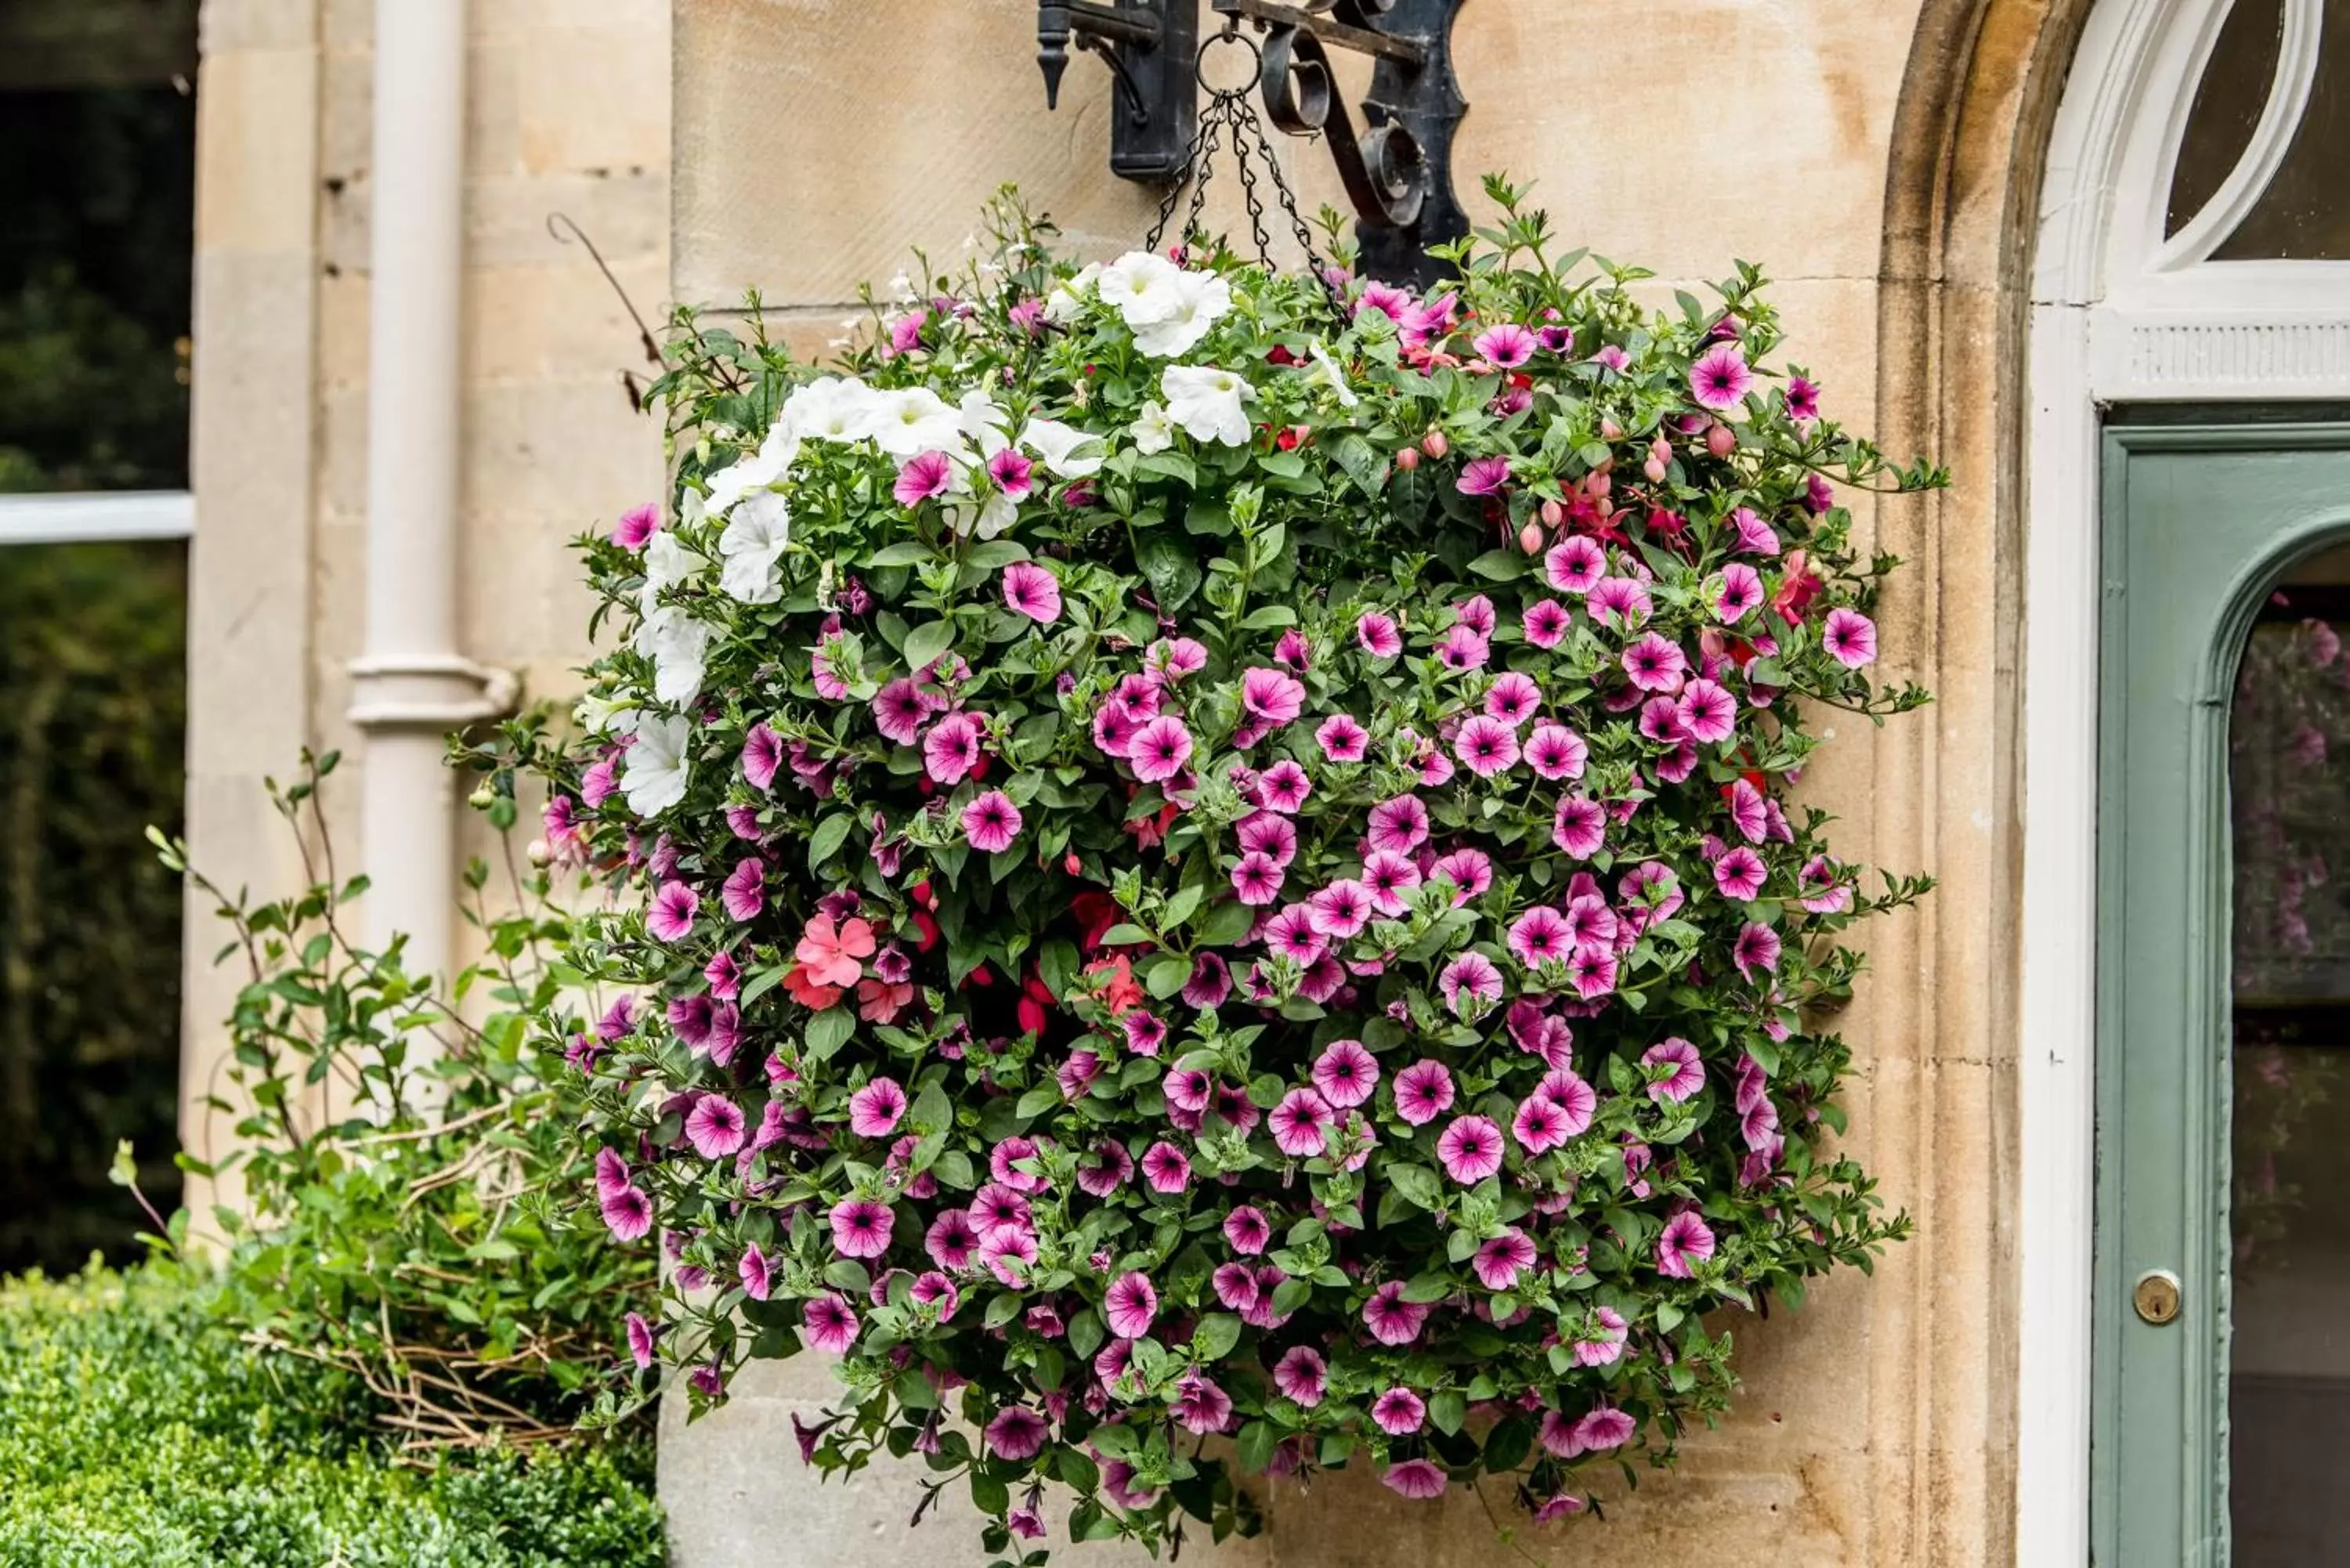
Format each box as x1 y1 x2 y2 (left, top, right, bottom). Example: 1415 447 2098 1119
1394 446 1419 471
1064 851 1082 876
1643 456 1668 482
1539 497 1566 529
1600 417 1623 440
1518 521 1546 554
1706 421 1737 458
1421 429 1448 460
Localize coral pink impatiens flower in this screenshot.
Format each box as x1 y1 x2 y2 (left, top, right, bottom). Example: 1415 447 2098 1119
796 913 876 988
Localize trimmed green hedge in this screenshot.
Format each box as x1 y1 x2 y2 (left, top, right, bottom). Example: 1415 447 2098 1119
0 1266 666 1566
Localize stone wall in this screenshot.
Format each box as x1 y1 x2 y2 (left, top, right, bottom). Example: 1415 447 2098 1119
656 2 2045 1566
181 0 671 1205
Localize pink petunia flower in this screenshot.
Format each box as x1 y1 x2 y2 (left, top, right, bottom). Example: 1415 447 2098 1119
1473 1228 1538 1290
1822 607 1878 667
1472 323 1537 367
1431 848 1492 901
1524 723 1589 782
923 712 982 785
1567 942 1618 999
647 881 700 942
1001 561 1063 623
1523 598 1571 648
961 789 1023 853
892 450 955 507
1622 631 1689 692
830 1198 895 1259
1383 1459 1448 1500
1128 716 1194 783
1366 794 1430 855
1231 851 1285 905
1270 1086 1334 1158
1538 1068 1598 1135
721 858 765 921
1733 922 1782 979
1240 667 1307 728
1508 905 1574 968
1546 536 1607 594
1453 715 1520 777
1310 1039 1379 1108
802 1292 859 1354
1259 760 1311 812
739 1242 772 1301
1657 1209 1716 1277
1272 1345 1327 1406
600 1184 653 1241
686 1096 747 1158
1575 1405 1639 1452
1484 672 1542 727
1726 779 1769 844
924 1210 979 1269
1712 562 1765 621
1361 849 1422 916
1641 1038 1706 1102
1573 1305 1629 1366
1438 951 1503 1017
1437 1115 1506 1183
1362 1280 1432 1346
1392 1059 1456 1125
1456 455 1512 496
848 1075 907 1137
1315 714 1370 763
1224 1205 1272 1255
1690 342 1752 410
1357 611 1403 658
1141 1140 1191 1194
1104 1270 1159 1339
1678 678 1737 744
1262 905 1326 965
612 503 661 550
985 1406 1050 1461
989 446 1035 499
1512 1094 1574 1155
624 1310 657 1368
1307 880 1375 940
1371 1386 1428 1435
1715 845 1767 901
742 721 784 789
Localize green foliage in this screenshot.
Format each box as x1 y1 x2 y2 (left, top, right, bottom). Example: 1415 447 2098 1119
0 1264 663 1567
0 539 185 1274
157 749 655 1448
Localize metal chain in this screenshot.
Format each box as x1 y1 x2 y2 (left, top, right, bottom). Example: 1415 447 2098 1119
1144 27 1329 290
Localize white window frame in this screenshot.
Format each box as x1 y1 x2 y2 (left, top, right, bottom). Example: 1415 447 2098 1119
2023 0 2350 1560
0 490 192 545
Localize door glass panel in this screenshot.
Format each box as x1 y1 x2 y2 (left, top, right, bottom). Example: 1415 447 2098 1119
2229 544 2350 1565
2211 0 2350 260
2167 0 2286 240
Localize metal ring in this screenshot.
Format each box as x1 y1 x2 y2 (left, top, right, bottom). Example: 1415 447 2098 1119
1195 27 1263 98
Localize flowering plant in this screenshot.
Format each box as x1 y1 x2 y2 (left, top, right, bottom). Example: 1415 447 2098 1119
523 182 1937 1556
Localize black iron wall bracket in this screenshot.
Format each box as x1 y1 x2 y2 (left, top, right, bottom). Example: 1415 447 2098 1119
1034 0 1469 284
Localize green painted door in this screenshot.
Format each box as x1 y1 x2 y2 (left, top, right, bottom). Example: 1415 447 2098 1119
2096 420 2350 1566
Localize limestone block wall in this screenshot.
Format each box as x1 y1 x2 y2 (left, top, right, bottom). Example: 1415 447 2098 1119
181 0 672 1199
659 2 2026 1566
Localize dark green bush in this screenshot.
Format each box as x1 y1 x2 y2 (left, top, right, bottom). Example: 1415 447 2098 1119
0 1265 665 1567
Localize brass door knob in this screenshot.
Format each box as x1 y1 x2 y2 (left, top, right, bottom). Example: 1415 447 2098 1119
2133 1269 2182 1325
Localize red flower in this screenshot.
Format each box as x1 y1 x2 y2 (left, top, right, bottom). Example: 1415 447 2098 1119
1085 956 1145 1017
781 962 844 1012
1771 548 1822 625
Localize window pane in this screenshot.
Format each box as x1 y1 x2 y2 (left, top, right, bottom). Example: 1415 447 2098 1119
0 2 197 492
2229 554 2350 1566
2214 0 2350 259
0 540 186 1273
2168 0 2287 239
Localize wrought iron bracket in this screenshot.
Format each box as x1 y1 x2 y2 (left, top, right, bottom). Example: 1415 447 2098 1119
1220 0 1468 286
1036 2 1199 180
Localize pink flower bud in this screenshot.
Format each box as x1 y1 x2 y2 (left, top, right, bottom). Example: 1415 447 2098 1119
1064 851 1083 876
1519 521 1546 554
1421 430 1449 460
1706 422 1737 458
1600 417 1623 440
1539 498 1566 529
1643 457 1668 482
1394 446 1420 471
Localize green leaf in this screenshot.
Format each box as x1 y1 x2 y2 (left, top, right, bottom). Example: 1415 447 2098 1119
808 813 853 869
1160 883 1205 931
1401 1270 1454 1304
1100 923 1154 947
1193 899 1256 947
1466 548 1530 581
1386 1162 1442 1210
1429 1390 1467 1435
1137 536 1203 612
1144 954 1191 999
1235 1420 1277 1475
866 541 934 567
982 1292 1024 1330
902 618 956 672
803 1007 853 1062
1191 1313 1243 1362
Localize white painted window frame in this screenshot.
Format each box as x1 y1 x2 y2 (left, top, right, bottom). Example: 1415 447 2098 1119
0 490 193 545
2023 0 2350 1560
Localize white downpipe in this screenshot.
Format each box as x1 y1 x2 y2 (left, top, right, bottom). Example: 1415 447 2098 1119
351 0 512 980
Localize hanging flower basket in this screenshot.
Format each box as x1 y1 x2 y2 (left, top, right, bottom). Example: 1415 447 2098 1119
532 182 1940 1558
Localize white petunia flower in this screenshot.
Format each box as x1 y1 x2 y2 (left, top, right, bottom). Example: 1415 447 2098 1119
635 606 710 708
717 490 790 603
1043 262 1102 325
865 386 964 457
946 490 1020 540
1304 341 1360 408
623 713 692 817
783 376 878 443
1097 250 1186 324
703 417 801 517
958 387 1013 456
1019 417 1108 478
641 531 700 603
574 692 638 736
1130 401 1175 454
1160 365 1256 446
1130 269 1233 358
